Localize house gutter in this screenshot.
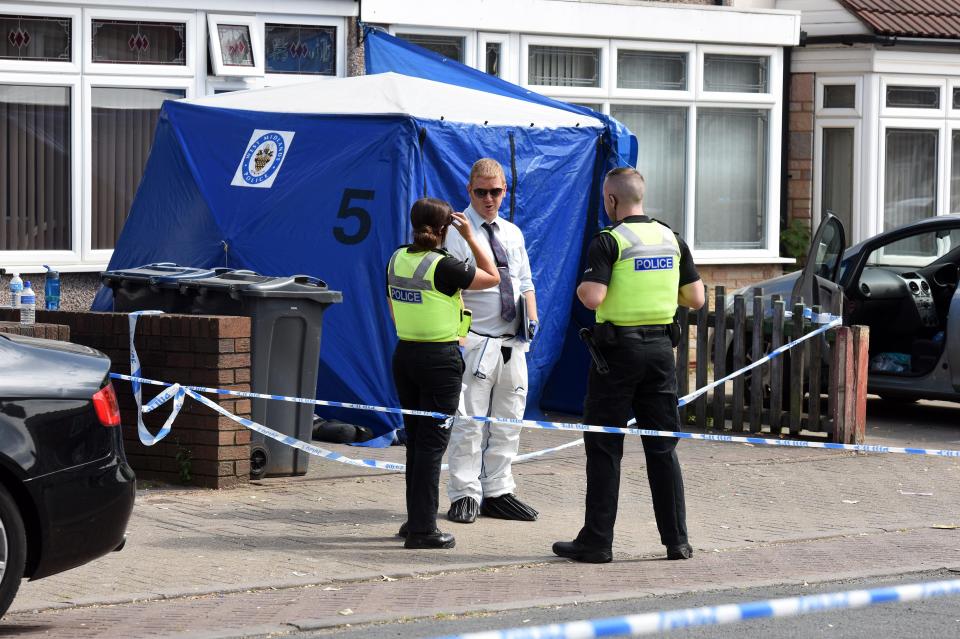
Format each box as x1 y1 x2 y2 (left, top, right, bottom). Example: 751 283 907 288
801 32 960 49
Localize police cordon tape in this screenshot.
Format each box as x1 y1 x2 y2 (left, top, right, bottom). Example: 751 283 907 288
431 577 960 639
115 311 960 471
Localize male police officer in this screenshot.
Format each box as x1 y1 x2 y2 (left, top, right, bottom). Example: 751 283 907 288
553 167 705 563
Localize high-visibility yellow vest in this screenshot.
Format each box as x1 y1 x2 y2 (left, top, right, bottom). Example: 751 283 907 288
595 221 681 326
388 247 463 342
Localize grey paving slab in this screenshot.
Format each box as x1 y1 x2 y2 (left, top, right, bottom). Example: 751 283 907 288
9 422 959 615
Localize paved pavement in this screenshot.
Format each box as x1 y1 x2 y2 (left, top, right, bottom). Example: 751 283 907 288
2 399 959 638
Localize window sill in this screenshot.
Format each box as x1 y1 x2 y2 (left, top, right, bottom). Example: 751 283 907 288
3 263 108 275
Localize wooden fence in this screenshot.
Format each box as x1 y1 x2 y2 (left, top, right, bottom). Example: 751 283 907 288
675 286 868 445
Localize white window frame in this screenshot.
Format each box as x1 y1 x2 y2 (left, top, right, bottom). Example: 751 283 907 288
207 13 263 78
697 44 778 106
520 35 608 99
389 25 476 68
880 76 946 119
949 123 960 215
477 31 517 84
814 119 861 242
84 8 196 78
610 40 694 101
262 14 346 85
0 4 80 74
82 76 193 264
690 102 782 261
948 78 960 117
0 72 82 269
877 118 948 234
816 75 862 118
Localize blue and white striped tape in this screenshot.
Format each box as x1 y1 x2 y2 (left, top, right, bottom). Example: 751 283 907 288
113 370 960 460
117 309 960 469
433 577 960 639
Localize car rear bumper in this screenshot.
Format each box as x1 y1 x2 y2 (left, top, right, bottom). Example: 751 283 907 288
25 452 136 580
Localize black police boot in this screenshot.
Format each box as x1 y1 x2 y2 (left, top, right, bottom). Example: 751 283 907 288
666 542 693 560
397 522 408 538
552 540 612 564
480 493 539 521
404 530 456 549
447 497 479 523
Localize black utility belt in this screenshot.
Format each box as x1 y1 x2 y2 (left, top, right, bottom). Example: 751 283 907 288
608 324 669 336
592 322 678 348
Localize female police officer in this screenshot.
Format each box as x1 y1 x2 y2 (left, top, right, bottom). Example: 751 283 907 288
388 197 499 549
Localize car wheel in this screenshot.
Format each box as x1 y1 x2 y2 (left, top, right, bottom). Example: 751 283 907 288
0 484 26 619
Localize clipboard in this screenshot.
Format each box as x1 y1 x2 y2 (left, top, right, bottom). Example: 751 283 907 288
515 294 531 342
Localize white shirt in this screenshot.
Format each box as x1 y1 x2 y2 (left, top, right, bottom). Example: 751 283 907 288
444 204 534 338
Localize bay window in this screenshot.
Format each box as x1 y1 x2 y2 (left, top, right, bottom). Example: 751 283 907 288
526 37 780 257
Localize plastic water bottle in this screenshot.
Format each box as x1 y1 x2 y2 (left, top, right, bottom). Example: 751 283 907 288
9 273 23 309
20 281 36 325
43 265 61 310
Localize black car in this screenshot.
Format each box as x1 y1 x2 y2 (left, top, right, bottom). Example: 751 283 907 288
731 213 960 402
0 333 136 618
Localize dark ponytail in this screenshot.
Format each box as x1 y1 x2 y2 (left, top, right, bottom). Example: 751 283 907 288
410 197 453 251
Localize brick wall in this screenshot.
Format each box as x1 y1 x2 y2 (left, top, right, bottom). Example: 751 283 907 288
697 263 786 294
787 72 815 231
0 309 252 489
0 321 70 341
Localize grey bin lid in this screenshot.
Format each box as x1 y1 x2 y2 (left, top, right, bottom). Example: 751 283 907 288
242 275 343 304
179 271 342 304
101 263 226 289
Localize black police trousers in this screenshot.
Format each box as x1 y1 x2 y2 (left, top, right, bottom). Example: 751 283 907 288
392 340 464 534
575 328 688 550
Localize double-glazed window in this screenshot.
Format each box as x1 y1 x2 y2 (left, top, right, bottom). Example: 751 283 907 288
396 33 465 62
0 84 72 251
569 42 779 254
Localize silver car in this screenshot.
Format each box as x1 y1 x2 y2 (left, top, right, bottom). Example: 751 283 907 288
730 213 960 403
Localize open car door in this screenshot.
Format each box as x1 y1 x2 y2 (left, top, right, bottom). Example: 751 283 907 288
789 213 846 315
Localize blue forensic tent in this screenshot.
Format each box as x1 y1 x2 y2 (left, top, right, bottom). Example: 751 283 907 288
94 70 628 445
364 28 639 418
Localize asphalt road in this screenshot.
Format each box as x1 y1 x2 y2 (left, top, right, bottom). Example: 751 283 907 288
286 569 960 639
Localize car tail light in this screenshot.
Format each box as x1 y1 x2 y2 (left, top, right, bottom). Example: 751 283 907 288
93 382 121 427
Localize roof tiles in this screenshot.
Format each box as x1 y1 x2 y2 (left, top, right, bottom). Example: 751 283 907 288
840 0 960 39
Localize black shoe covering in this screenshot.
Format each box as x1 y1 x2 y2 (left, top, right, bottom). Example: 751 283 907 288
480 493 539 521
447 497 480 523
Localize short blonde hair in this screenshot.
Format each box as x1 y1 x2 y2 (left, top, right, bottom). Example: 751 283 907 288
469 158 506 186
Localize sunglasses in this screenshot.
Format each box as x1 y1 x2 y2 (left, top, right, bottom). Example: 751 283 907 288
472 187 504 199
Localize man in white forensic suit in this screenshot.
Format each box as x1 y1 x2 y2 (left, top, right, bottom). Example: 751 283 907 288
443 158 540 524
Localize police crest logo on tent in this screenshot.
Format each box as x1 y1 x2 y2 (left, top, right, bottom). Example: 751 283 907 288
231 130 295 188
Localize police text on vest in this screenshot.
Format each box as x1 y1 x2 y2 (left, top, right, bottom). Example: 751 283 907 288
634 256 674 271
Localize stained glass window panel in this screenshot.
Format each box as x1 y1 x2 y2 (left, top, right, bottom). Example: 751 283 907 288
265 24 335 75
1 14 71 62
217 24 253 67
92 19 185 65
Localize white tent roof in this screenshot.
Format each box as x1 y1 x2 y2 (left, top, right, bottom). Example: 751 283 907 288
185 72 603 129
